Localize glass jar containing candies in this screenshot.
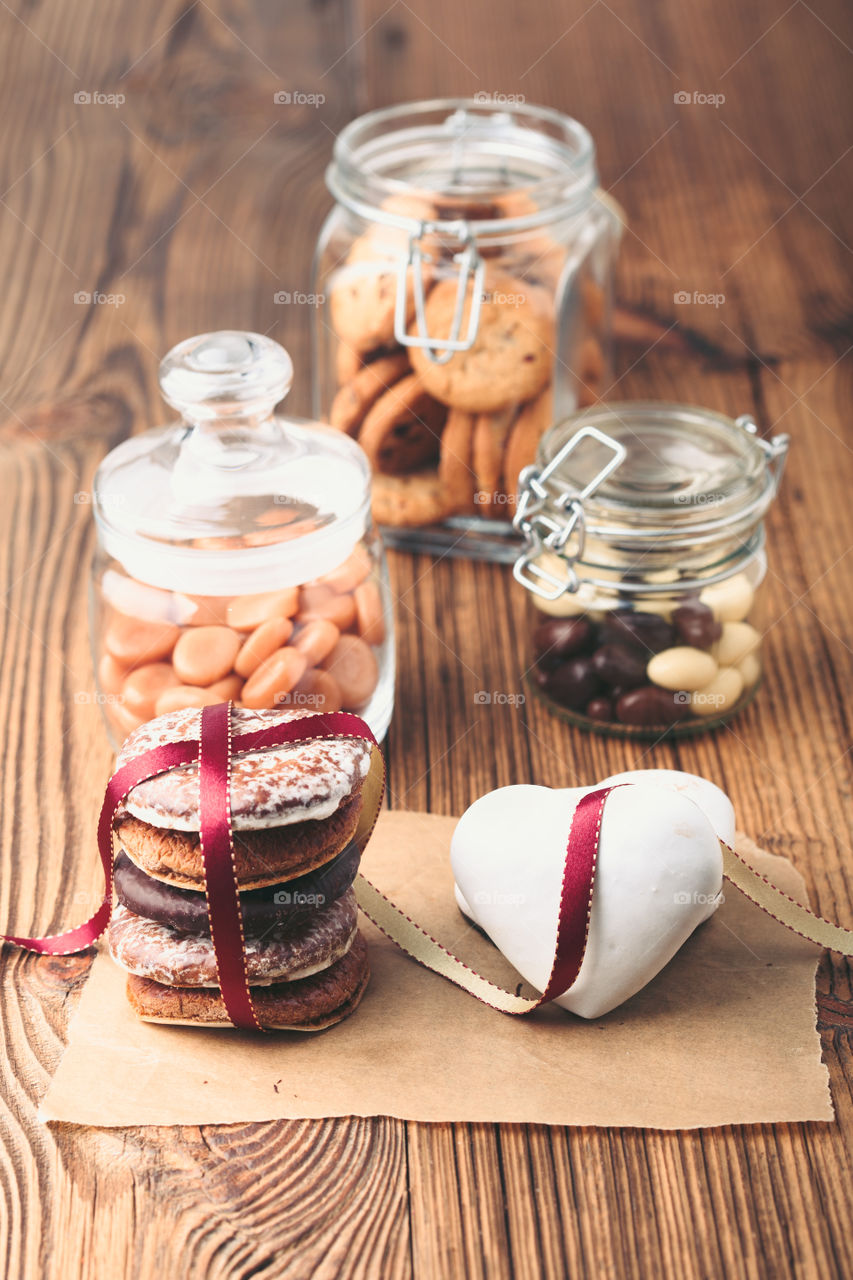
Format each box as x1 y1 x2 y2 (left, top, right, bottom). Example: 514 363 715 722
90 331 395 749
515 403 789 735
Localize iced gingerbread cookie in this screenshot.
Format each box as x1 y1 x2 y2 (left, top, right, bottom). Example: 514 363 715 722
109 890 358 988
127 933 370 1030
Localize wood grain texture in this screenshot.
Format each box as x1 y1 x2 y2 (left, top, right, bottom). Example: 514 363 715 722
0 0 851 1277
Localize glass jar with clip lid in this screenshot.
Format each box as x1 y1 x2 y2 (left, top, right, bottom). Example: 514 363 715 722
314 97 623 558
514 402 789 736
90 331 395 748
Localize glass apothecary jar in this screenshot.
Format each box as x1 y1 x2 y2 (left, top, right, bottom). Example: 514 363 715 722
313 98 623 557
515 403 789 736
90 331 395 749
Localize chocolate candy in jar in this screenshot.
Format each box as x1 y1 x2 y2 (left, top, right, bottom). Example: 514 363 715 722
514 403 789 737
90 331 395 749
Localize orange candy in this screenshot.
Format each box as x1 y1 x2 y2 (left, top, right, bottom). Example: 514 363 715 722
99 564 386 732
234 617 293 678
172 626 241 685
108 701 145 740
178 594 232 626
241 647 308 710
104 613 180 666
292 618 340 667
208 673 245 701
321 635 379 710
98 653 127 696
315 544 372 595
226 589 300 632
297 585 357 632
354 580 386 646
154 685 225 716
121 663 181 719
289 668 343 714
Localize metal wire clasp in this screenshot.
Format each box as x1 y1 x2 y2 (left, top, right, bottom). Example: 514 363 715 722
512 426 627 600
735 414 790 495
394 221 485 365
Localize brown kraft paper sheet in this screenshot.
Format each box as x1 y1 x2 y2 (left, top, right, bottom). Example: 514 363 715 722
39 810 832 1129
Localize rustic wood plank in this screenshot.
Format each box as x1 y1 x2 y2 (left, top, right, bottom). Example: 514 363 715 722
0 4 414 1280
0 0 851 1277
361 3 853 1279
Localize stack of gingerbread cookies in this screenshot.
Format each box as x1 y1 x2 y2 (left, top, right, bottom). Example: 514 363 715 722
328 191 606 527
108 706 372 1031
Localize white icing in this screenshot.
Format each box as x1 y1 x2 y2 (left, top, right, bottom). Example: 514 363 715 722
118 705 371 830
109 891 357 987
599 768 736 848
451 777 725 1019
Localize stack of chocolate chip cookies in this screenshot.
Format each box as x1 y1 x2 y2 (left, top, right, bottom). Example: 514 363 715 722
108 706 372 1030
327 190 608 527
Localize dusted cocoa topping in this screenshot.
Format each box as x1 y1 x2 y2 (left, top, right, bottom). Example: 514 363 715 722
109 889 358 988
118 706 371 831
126 931 370 1029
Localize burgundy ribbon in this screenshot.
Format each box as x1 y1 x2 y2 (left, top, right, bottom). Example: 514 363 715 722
1 708 384 1031
537 785 611 1003
197 702 261 1031
0 705 612 1023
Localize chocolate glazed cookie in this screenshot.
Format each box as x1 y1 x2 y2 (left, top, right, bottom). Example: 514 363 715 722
113 841 361 934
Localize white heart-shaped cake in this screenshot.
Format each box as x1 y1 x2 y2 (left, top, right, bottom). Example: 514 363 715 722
451 769 730 1019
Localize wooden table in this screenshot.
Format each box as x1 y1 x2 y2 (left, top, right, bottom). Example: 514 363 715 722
1 1 851 1276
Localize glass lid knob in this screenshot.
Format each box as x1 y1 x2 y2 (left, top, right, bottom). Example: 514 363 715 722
158 330 294 422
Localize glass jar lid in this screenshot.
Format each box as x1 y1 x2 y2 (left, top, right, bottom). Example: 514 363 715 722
93 331 371 595
541 403 787 537
513 402 789 601
327 98 601 231
326 99 623 366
